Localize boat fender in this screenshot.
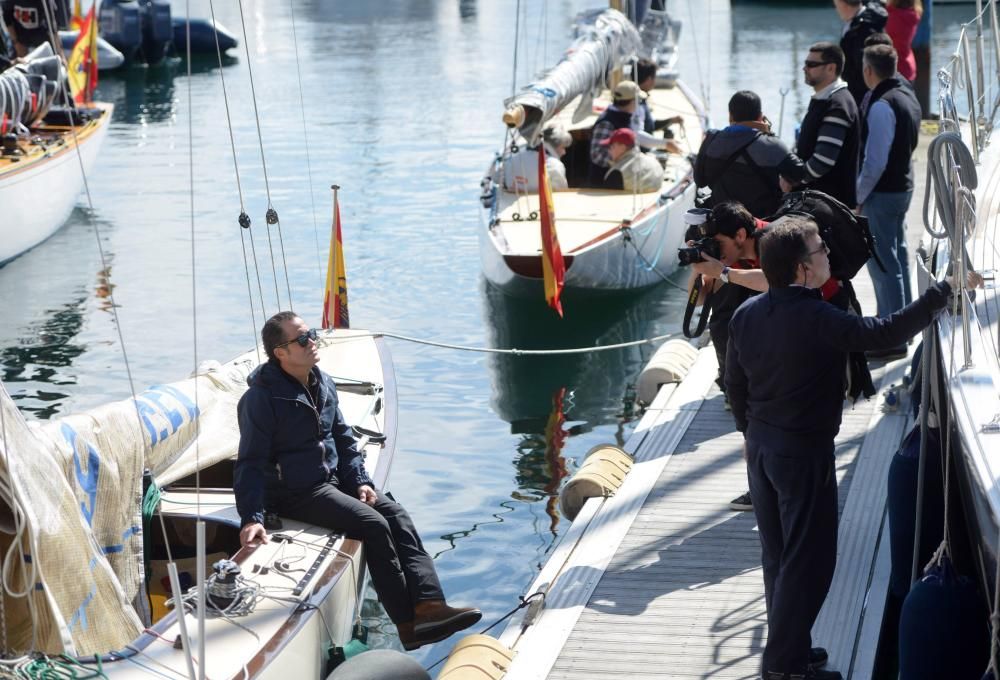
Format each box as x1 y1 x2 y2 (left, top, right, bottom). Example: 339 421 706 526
438 634 515 680
636 339 699 405
886 423 944 600
559 445 634 521
326 649 430 680
898 555 989 679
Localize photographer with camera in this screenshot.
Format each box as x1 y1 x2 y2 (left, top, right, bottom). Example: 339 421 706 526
682 201 875 512
682 203 768 511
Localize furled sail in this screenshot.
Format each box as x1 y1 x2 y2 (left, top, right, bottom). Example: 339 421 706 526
502 8 641 144
0 355 254 654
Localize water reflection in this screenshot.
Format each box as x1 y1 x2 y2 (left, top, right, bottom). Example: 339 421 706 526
484 281 671 535
96 55 238 125
0 208 115 418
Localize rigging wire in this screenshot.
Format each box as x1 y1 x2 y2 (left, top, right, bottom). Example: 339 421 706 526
235 0 294 310
287 0 326 282
36 4 151 653
185 0 201 522
511 0 522 98
206 0 267 360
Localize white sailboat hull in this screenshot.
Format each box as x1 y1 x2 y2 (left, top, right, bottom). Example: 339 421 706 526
479 184 695 297
480 76 706 298
0 103 113 266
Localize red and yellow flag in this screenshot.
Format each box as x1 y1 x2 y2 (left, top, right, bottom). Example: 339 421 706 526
538 145 565 316
67 5 98 104
70 0 84 30
322 187 350 329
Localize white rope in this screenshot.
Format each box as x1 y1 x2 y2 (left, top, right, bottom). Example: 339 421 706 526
322 329 679 355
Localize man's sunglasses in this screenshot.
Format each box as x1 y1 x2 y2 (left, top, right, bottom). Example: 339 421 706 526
804 60 833 69
275 328 319 349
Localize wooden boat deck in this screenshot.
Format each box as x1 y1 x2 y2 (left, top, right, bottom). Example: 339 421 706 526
498 267 915 679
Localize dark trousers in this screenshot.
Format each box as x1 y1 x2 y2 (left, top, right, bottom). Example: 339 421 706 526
746 435 839 675
275 482 444 624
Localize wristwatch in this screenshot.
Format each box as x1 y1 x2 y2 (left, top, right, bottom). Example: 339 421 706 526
719 266 731 284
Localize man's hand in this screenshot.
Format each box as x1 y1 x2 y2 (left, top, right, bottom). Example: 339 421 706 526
665 139 683 154
779 176 793 193
357 484 378 506
854 205 863 215
690 251 725 280
240 522 269 549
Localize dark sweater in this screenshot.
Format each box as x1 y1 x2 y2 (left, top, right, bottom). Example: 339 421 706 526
725 280 950 446
790 84 861 207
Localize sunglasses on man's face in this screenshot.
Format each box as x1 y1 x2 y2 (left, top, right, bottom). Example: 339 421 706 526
804 60 832 69
275 328 319 350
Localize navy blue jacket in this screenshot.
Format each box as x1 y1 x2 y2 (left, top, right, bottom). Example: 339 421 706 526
234 361 373 527
725 281 949 447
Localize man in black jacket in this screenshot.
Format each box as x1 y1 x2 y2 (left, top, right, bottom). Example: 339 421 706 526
235 311 481 651
834 0 888 105
693 90 802 218
726 218 951 680
858 44 921 348
780 42 861 208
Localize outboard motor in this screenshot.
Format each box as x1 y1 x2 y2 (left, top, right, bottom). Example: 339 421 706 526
100 1 142 65
139 0 172 66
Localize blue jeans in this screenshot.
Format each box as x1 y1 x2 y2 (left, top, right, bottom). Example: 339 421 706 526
864 190 914 317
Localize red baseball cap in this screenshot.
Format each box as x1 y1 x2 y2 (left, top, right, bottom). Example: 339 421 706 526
599 128 636 148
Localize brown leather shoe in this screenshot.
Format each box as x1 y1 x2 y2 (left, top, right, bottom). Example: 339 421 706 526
396 600 482 651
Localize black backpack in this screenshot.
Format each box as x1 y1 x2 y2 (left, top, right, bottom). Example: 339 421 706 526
764 189 882 280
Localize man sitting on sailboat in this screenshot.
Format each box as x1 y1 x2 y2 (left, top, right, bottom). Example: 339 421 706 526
235 311 482 651
600 127 664 193
588 79 680 188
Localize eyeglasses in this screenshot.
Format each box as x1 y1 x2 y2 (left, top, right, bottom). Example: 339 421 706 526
275 328 319 350
804 60 833 69
807 240 830 257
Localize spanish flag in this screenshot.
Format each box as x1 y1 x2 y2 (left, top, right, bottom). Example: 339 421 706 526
538 145 565 316
70 0 84 30
67 5 98 104
322 186 350 329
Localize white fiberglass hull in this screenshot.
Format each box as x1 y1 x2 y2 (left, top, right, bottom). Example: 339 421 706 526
0 104 113 266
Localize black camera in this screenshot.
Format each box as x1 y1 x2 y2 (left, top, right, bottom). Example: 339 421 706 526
677 236 721 266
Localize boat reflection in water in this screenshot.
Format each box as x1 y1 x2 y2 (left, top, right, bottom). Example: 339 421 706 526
483 280 686 533
98 54 237 126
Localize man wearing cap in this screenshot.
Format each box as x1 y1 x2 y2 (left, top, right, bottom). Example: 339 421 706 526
588 80 646 186
600 128 663 193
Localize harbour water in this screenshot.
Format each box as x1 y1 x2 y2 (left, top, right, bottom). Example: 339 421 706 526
0 0 977 667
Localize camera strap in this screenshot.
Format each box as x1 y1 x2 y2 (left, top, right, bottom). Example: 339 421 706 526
682 275 714 339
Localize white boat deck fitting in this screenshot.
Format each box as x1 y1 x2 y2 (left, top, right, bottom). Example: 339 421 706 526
500 273 914 680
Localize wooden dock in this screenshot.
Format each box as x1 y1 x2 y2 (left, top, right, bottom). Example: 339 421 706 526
493 127 940 679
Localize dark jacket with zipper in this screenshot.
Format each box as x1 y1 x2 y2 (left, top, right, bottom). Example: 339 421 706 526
234 361 373 527
725 280 950 448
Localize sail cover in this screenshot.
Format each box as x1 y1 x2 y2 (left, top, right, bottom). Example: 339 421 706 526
0 355 254 654
503 8 642 143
